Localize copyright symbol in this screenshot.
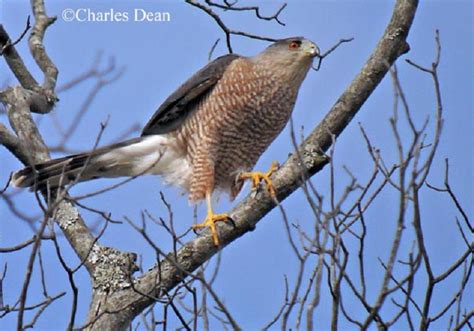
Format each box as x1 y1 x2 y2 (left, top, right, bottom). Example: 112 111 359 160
62 8 75 22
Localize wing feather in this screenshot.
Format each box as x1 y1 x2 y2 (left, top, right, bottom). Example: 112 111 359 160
141 54 240 136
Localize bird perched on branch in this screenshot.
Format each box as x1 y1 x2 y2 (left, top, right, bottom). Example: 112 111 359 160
13 37 320 245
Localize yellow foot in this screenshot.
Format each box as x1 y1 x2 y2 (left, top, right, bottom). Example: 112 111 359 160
239 161 279 198
192 210 232 246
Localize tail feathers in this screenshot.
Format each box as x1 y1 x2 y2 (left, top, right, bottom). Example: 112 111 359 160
13 150 112 190
12 136 163 190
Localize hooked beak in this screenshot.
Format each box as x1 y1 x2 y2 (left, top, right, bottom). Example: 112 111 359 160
303 41 320 58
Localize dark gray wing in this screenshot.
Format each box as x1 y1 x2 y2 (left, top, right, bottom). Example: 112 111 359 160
141 54 240 136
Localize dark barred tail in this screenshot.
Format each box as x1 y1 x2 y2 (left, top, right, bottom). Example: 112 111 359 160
12 152 104 190
12 135 171 190
11 137 149 190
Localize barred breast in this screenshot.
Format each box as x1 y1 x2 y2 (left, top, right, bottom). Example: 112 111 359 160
176 57 304 202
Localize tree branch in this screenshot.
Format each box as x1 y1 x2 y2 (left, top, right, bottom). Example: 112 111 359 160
29 0 58 97
0 21 38 90
0 4 138 327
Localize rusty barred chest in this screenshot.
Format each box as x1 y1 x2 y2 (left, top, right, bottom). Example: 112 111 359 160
177 58 305 200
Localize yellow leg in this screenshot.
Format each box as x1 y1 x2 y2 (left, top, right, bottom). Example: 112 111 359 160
192 192 231 246
239 161 279 198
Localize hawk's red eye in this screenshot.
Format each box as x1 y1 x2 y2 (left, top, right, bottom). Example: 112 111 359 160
289 41 300 49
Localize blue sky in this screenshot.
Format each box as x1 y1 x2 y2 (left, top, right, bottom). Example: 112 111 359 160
1 0 473 329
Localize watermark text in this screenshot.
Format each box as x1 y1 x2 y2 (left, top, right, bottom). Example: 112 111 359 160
62 8 171 23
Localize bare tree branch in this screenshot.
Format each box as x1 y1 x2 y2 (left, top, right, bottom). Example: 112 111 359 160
185 0 281 53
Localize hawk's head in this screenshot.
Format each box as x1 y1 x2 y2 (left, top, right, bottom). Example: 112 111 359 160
267 37 320 59
254 37 319 80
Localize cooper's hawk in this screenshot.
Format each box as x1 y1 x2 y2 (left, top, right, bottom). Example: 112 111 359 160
13 37 319 245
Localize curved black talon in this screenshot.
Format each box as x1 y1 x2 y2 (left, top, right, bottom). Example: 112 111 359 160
227 216 236 228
